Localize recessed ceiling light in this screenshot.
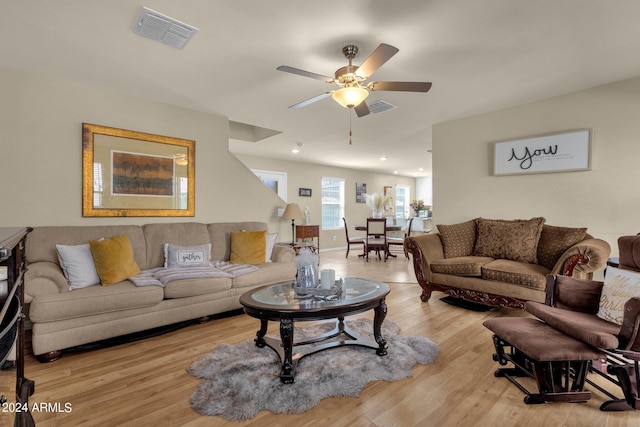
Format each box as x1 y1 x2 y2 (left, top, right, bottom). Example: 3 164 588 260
291 148 300 153
393 171 398 174
418 167 424 171
380 156 388 161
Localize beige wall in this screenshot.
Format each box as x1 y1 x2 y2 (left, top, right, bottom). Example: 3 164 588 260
236 153 417 249
0 68 418 247
0 68 284 231
433 75 640 259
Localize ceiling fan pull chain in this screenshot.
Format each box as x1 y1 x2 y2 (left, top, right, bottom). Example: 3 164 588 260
349 109 353 145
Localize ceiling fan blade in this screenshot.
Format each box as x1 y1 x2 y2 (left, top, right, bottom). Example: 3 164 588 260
355 43 399 79
289 92 333 109
277 65 334 83
354 101 370 118
368 81 432 92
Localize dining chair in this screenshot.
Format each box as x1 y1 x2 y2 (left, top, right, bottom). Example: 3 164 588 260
365 217 388 262
387 217 414 259
342 217 365 258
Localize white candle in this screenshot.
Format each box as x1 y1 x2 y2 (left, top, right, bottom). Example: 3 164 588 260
320 269 335 289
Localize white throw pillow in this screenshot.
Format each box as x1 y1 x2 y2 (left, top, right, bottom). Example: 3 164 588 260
164 243 212 268
597 266 640 325
56 243 101 290
265 232 278 262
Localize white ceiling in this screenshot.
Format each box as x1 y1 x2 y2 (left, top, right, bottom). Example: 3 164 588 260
3 1 640 177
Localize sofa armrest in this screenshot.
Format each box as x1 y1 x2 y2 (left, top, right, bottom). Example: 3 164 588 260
271 244 296 263
404 234 445 283
544 274 603 313
24 261 68 303
551 238 611 279
620 296 640 352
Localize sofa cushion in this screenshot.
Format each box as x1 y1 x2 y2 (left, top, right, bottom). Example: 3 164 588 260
474 217 545 263
537 225 587 270
207 222 269 261
526 301 620 349
143 222 211 269
163 277 232 299
231 262 296 289
164 243 211 268
597 266 640 325
89 235 141 286
230 231 267 264
56 243 101 290
481 259 549 291
437 219 477 258
430 256 494 277
29 281 164 323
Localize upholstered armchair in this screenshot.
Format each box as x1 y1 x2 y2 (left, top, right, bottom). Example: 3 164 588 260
525 236 640 410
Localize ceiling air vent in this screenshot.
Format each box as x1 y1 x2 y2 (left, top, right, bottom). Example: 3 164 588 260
133 7 198 49
368 100 397 114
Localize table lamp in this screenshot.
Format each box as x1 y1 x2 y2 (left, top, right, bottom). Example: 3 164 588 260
282 203 304 245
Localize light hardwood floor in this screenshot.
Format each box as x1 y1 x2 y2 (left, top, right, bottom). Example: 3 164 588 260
2 249 636 426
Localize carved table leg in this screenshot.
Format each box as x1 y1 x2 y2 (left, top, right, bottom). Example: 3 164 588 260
373 298 388 356
254 319 268 348
279 317 295 383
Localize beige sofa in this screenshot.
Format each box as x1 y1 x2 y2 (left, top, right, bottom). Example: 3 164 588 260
24 222 296 361
404 217 611 309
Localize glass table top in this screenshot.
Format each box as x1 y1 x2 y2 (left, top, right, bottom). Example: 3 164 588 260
249 277 389 309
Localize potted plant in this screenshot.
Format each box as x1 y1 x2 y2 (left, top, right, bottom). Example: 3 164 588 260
366 193 391 218
410 199 427 217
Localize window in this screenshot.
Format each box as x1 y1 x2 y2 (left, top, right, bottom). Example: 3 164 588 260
93 162 103 207
251 169 287 201
321 177 344 229
395 184 410 219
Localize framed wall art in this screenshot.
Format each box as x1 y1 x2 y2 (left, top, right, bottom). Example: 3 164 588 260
82 123 195 217
299 188 312 197
355 182 367 203
494 129 591 176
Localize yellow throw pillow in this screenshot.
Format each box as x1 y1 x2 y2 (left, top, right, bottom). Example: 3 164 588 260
89 234 141 285
230 231 267 265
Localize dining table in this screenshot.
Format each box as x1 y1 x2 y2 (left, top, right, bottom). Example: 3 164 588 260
354 223 402 258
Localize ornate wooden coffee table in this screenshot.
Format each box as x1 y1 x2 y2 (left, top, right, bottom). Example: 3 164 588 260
239 277 390 383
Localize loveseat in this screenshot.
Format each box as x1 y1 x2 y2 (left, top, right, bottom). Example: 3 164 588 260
404 217 611 309
24 221 296 362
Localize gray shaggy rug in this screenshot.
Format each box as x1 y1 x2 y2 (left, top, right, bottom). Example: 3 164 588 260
188 318 440 420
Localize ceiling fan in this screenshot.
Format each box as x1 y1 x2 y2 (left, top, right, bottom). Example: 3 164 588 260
277 43 432 117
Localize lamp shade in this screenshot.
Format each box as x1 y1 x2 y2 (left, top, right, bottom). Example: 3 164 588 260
331 86 369 108
282 203 304 221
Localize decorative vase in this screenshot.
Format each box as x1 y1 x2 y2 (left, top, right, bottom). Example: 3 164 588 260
372 210 383 218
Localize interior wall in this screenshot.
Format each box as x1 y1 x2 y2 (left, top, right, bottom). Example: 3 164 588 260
235 153 417 250
0 68 284 231
433 75 640 259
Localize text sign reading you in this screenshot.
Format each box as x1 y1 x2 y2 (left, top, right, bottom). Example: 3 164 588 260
494 129 591 175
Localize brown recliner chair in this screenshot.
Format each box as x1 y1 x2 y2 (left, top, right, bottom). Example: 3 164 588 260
484 235 640 411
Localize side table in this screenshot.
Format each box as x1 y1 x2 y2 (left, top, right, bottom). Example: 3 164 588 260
295 225 319 252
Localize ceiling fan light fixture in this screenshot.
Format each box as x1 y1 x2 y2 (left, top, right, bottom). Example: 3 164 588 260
331 86 369 109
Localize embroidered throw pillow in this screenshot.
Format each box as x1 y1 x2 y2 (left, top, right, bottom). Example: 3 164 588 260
536 225 587 270
597 266 640 325
164 243 212 268
437 219 478 258
474 217 545 264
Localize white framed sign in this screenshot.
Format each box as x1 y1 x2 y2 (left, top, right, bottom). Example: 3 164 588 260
494 129 591 176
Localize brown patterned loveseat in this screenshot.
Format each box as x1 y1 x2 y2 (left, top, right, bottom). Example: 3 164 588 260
404 217 611 309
